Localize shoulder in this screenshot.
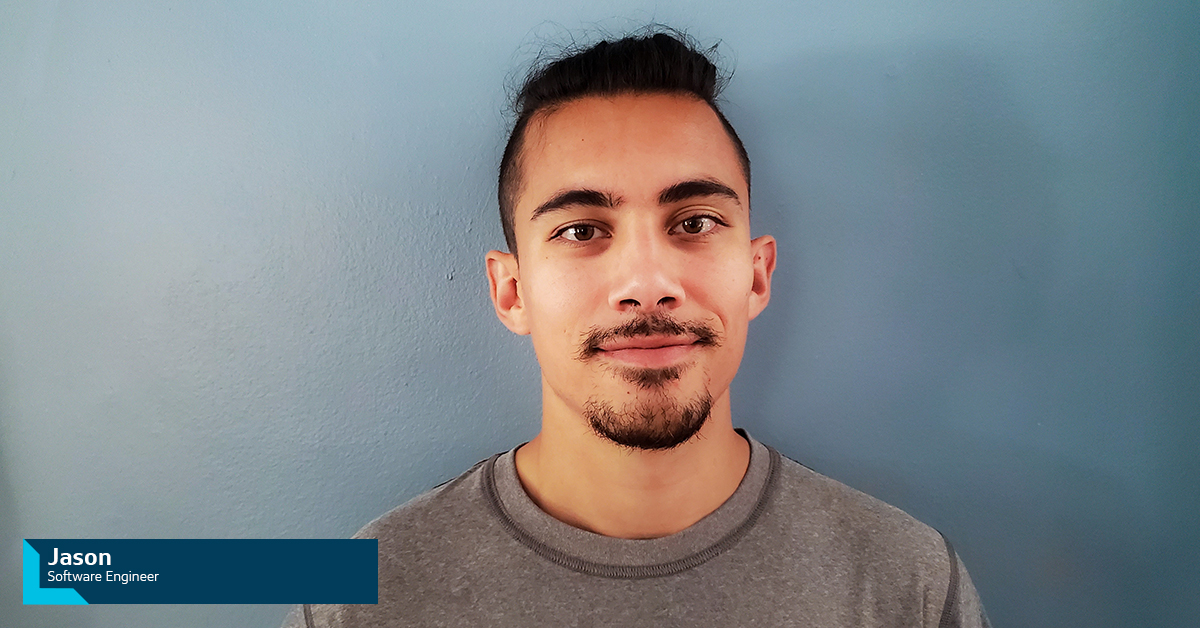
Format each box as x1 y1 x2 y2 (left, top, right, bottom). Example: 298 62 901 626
351 456 500 561
352 451 494 549
768 450 949 557
758 450 957 614
285 455 512 628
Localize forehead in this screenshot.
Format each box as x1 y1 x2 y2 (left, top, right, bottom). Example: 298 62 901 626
515 93 747 218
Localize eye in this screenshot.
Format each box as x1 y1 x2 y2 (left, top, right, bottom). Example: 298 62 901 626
671 215 721 235
554 223 604 242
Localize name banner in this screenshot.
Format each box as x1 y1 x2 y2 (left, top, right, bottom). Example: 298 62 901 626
23 539 377 605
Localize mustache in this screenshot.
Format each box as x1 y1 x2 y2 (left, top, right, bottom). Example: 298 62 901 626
577 313 720 360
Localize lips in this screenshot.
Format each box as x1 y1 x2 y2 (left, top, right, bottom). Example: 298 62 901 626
598 335 697 351
597 335 699 368
577 314 720 363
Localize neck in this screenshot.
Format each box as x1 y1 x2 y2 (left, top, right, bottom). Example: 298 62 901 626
514 384 750 539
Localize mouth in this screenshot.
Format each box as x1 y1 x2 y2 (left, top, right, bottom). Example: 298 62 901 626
596 335 700 368
577 313 720 366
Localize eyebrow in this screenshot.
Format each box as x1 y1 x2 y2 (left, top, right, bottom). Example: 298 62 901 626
531 189 622 221
528 177 741 222
658 178 741 206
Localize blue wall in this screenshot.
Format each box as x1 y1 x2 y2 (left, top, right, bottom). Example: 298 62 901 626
2 1 1196 626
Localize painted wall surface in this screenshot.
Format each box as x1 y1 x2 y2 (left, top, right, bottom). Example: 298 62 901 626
1 1 1196 626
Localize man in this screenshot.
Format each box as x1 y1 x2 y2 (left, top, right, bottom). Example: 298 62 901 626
287 30 989 627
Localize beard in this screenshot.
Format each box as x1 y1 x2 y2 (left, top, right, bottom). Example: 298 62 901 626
576 313 721 450
584 392 713 451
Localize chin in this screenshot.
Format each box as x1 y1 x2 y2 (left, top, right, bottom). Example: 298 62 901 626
583 391 714 451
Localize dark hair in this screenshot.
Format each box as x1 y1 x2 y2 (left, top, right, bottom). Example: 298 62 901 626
497 30 750 253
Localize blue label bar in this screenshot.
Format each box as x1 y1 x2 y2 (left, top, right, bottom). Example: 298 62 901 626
23 539 377 604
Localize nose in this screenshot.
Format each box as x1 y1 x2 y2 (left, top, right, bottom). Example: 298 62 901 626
607 229 685 312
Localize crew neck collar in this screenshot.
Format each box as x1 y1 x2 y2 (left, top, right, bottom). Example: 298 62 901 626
481 430 779 579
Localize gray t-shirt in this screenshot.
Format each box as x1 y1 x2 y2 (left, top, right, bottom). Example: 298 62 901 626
286 433 989 627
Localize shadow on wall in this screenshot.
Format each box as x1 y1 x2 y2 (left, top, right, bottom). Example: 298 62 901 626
731 45 1176 628
736 43 1059 415
0 342 97 628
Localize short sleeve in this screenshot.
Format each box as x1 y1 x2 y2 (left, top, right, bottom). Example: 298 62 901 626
938 539 991 628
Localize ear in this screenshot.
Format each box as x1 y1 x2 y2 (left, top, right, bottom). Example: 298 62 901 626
747 235 777 320
486 250 530 335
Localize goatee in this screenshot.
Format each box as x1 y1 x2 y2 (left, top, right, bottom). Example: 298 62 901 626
584 393 713 451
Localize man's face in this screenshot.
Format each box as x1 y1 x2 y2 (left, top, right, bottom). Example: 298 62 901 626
488 93 774 450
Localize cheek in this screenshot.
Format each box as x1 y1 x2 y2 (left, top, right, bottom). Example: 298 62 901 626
521 263 600 350
704 260 756 370
689 256 755 325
